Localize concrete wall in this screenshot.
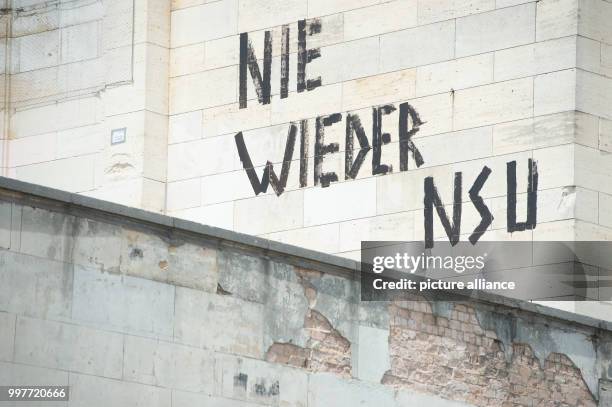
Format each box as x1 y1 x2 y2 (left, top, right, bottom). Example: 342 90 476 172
1 177 612 406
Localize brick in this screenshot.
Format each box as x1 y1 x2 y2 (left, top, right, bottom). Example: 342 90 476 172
234 189 304 234
416 53 494 97
174 287 264 358
312 36 380 84
10 96 99 138
342 69 416 112
271 84 343 126
455 4 535 57
202 101 271 138
171 0 238 47
169 66 237 114
536 0 578 41
170 201 235 230
169 110 202 144
238 0 307 32
13 155 96 193
69 373 171 407
123 335 215 393
266 223 341 253
170 43 205 77
418 126 493 168
493 112 597 155
454 78 533 130
344 0 418 41
304 178 376 226
166 178 201 211
575 144 612 195
534 69 577 116
578 0 612 43
417 0 494 25
167 134 238 181
533 144 575 190
201 169 264 206
204 35 239 70
307 0 378 17
495 36 576 82
72 266 175 339
14 317 123 379
577 69 612 120
380 21 455 73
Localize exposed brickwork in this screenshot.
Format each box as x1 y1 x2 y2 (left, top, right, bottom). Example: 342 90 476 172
383 301 597 407
265 269 352 377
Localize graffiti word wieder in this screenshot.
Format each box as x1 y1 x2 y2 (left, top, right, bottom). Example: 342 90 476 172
235 102 424 194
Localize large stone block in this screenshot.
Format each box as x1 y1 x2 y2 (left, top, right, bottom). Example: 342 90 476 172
171 0 238 47
169 66 237 115
0 250 73 320
338 212 415 253
453 78 533 130
234 189 304 235
307 0 378 17
304 178 376 226
416 53 494 97
577 69 612 120
534 69 577 116
174 287 265 357
494 36 576 82
344 0 418 41
379 21 455 73
69 373 171 407
342 69 416 112
417 0 494 25
536 0 578 41
72 266 175 339
455 3 535 57
123 335 215 393
14 317 123 379
238 0 307 32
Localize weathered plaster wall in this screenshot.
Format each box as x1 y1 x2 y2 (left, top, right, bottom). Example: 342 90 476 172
1 178 612 406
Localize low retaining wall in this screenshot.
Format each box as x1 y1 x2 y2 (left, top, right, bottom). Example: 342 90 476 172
0 177 611 406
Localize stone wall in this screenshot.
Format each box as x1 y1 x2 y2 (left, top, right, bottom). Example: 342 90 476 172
1 177 612 406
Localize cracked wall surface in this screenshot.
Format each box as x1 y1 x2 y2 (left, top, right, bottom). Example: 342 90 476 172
1 181 612 406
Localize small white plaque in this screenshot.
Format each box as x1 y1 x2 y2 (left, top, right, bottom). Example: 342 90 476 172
111 128 127 145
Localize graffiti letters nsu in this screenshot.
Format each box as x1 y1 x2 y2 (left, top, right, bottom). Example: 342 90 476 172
233 18 538 248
